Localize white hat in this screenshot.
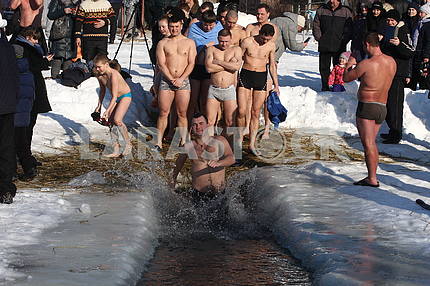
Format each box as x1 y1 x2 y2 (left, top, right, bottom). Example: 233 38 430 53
297 15 305 28
421 3 430 16
0 13 7 29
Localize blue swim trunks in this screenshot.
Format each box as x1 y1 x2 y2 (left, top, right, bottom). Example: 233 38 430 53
116 92 132 103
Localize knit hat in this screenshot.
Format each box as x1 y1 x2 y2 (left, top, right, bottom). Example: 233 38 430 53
420 3 430 16
297 15 305 28
0 13 7 29
371 1 384 11
385 9 401 23
408 2 420 12
339 51 351 61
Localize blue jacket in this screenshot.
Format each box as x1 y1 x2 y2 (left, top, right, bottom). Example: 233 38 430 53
14 54 35 127
267 91 288 129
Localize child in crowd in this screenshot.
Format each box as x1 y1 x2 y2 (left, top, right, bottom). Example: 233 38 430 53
328 51 351 92
93 54 132 158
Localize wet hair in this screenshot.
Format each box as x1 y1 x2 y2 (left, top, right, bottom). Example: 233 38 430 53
257 3 270 13
200 1 214 12
19 27 41 40
201 10 217 23
218 29 232 38
259 24 275 36
364 32 380 47
192 112 208 122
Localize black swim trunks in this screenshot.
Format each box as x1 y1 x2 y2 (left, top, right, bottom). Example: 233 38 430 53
190 64 211 81
238 68 267 91
356 101 387 124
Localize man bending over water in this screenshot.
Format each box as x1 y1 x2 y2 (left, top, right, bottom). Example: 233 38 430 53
172 113 235 201
343 32 396 187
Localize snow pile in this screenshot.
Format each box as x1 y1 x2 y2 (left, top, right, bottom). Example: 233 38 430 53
252 163 430 285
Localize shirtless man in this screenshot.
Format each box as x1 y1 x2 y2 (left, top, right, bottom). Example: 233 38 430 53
238 24 279 154
172 113 235 201
156 14 196 150
225 10 246 46
205 29 242 135
9 0 42 28
245 3 279 139
93 54 132 157
343 32 396 187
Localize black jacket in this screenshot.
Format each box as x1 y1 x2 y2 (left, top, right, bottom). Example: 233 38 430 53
367 14 386 34
48 0 76 60
312 2 353 53
13 37 52 114
0 36 19 115
414 19 430 62
380 22 414 78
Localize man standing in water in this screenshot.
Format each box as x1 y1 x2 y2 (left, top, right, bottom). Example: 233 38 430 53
156 14 196 150
205 29 242 135
172 113 235 201
343 32 396 187
237 24 279 155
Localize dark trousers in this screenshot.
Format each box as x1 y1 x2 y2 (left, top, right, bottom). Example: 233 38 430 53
386 77 405 141
110 3 122 42
0 113 17 197
319 51 343 91
82 39 108 61
15 112 38 172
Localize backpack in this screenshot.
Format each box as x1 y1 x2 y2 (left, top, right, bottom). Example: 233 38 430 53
59 61 91 88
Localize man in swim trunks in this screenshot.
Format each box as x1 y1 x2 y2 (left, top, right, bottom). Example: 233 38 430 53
156 13 196 150
205 29 242 135
245 3 279 139
237 24 279 154
225 10 247 46
188 10 223 116
172 113 235 200
343 32 396 187
93 54 132 158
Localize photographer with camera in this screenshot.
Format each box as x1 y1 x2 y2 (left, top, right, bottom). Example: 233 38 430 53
379 9 414 144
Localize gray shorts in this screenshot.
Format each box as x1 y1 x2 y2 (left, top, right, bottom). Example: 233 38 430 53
159 76 191 91
207 85 236 101
356 101 387 124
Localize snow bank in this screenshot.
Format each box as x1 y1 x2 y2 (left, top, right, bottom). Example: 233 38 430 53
251 163 430 285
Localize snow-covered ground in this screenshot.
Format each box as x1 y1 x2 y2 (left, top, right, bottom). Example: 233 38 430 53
1 13 430 285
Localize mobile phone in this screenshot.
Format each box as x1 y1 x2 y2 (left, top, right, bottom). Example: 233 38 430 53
304 37 311 43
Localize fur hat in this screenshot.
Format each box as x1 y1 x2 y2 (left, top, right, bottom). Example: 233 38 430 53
385 9 401 23
340 51 351 61
297 15 305 28
0 13 7 29
420 3 430 16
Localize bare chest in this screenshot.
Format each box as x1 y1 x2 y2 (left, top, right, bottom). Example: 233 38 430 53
164 40 189 58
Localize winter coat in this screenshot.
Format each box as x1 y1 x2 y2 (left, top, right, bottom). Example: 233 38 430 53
387 0 409 16
351 16 367 62
312 2 353 53
0 36 18 115
271 12 305 62
48 0 76 60
414 19 430 62
380 22 414 78
13 36 52 114
367 14 386 34
12 43 35 127
328 65 346 86
404 15 419 36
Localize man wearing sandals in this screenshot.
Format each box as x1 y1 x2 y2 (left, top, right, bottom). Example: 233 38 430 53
343 32 396 187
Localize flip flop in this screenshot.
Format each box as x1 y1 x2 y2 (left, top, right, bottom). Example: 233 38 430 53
353 178 379 188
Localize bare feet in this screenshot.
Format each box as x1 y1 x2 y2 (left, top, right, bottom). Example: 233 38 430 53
122 143 132 157
262 125 270 140
103 144 121 158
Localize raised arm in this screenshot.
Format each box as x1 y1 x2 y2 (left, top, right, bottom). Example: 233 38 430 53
205 46 224 73
156 40 175 82
343 56 364 82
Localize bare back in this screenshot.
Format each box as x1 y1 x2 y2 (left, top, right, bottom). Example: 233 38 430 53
208 45 242 88
345 54 396 103
10 0 42 27
241 36 275 72
157 35 196 79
